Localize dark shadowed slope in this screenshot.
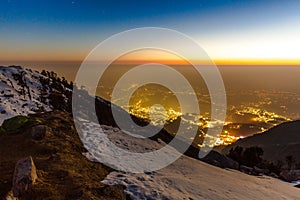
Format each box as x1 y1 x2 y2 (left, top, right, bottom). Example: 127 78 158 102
222 120 300 163
0 110 126 199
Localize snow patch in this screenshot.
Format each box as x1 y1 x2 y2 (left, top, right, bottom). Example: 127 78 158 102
79 120 181 172
79 121 300 199
0 66 52 124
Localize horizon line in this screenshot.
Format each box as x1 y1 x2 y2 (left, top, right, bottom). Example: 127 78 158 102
1 59 300 66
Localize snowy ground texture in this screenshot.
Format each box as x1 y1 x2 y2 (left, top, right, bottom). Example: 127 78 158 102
104 157 300 200
80 119 183 173
80 121 300 200
0 66 51 124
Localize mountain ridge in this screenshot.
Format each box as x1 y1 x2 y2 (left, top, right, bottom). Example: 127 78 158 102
222 120 300 164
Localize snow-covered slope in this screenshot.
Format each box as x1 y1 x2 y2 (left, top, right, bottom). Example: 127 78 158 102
79 121 300 200
104 156 300 200
0 66 51 124
0 66 72 124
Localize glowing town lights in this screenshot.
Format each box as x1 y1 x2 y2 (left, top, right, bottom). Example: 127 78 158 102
125 103 290 147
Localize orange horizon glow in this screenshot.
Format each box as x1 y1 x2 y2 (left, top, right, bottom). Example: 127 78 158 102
107 49 300 66
2 42 300 66
1 59 300 66
113 58 300 66
213 59 300 66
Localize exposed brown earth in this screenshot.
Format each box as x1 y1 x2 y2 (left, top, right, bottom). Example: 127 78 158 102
0 110 126 200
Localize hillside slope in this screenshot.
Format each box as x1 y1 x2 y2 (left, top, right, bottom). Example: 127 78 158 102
1 65 299 199
222 120 300 163
0 66 72 124
0 110 125 199
80 119 299 199
104 156 300 200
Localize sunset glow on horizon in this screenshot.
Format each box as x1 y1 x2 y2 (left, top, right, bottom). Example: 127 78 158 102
1 1 300 66
1 4 300 195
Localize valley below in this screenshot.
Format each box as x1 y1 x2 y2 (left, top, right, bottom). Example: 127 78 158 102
0 65 299 199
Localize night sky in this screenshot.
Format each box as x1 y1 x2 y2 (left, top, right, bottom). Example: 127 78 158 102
1 0 300 63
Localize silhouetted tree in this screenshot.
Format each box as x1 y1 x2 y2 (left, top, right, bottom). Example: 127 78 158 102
263 160 283 175
50 71 57 79
227 146 264 167
69 81 74 89
286 155 295 170
243 146 264 167
62 77 68 86
41 70 47 76
228 146 243 163
295 162 300 170
276 160 284 171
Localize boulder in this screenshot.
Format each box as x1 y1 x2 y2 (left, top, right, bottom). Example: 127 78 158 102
0 116 38 134
12 156 38 197
240 165 254 174
280 170 300 182
295 184 300 188
31 125 47 140
201 150 239 170
253 166 269 175
269 172 279 179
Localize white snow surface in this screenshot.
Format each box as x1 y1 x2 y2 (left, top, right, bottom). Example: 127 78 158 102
0 66 52 124
104 157 300 200
79 121 300 200
80 120 182 173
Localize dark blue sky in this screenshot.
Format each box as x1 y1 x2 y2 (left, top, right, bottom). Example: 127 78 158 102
0 1 255 23
1 0 300 62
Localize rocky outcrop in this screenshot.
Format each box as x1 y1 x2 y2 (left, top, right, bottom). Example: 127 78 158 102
0 116 38 134
240 165 253 174
31 125 48 140
12 156 37 197
253 166 269 175
280 170 300 182
200 150 239 169
0 111 126 199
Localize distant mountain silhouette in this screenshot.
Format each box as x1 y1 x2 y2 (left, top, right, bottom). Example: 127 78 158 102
222 120 300 164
